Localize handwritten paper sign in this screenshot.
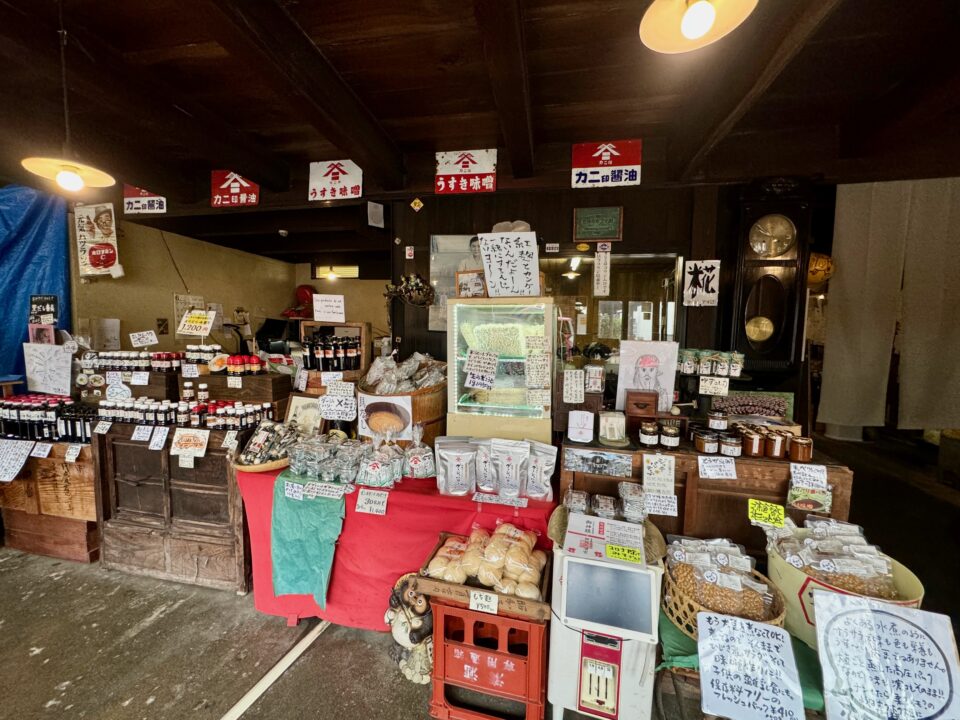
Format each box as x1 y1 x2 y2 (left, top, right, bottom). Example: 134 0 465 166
218 430 237 450
524 352 549 388
698 612 804 720
698 455 737 480
177 309 217 337
478 232 541 297
30 442 53 459
355 488 389 515
815 593 960 720
105 371 122 386
176 454 193 469
227 376 242 389
23 342 72 396
294 367 308 392
469 589 499 615
63 340 79 355
526 389 551 409
313 294 346 323
585 365 604 393
131 425 153 442
464 349 498 391
642 453 676 496
129 330 158 347
170 428 211 457
523 335 548 354
606 544 643 564
283 480 303 500
593 250 611 297
747 499 785 528
471 492 528 509
320 394 357 421
130 371 150 386
644 493 678 517
563 513 645 564
567 410 594 443
0 440 36 482
790 463 828 490
64 444 83 463
149 426 169 451
563 369 585 404
182 363 200 379
93 421 113 435
698 375 730 396
320 371 343 386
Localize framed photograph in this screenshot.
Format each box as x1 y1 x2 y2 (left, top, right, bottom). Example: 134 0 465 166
455 270 487 298
573 206 623 242
562 447 632 478
284 393 323 434
429 234 480 331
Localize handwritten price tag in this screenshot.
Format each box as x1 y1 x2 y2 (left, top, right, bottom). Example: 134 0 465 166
698 455 738 480
221 430 238 450
790 463 828 490
748 499 785 528
178 454 195 469
469 589 499 615
64 444 83 463
130 371 150 386
93 421 113 435
606 543 643 564
131 425 153 442
320 371 343 386
182 363 200 378
227 376 242 389
699 376 730 396
30 442 53 459
149 426 169 451
129 330 158 347
355 488 389 515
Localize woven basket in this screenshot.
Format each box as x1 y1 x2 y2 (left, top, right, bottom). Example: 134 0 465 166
663 566 786 641
233 457 289 473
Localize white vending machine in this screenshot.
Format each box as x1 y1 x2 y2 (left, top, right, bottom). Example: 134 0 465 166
548 548 662 720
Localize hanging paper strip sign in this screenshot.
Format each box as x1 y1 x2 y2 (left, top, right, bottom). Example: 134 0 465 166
435 149 497 194
308 159 362 201
122 184 167 214
210 170 259 208
571 140 642 188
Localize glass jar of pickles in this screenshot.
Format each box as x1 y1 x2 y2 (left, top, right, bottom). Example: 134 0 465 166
697 350 713 376
660 425 680 448
713 352 730 377
640 421 659 446
707 411 728 431
789 436 813 462
695 431 719 454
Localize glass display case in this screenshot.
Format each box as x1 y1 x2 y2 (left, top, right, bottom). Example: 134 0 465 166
446 297 555 443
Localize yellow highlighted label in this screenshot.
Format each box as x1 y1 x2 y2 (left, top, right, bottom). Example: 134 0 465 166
748 498 785 528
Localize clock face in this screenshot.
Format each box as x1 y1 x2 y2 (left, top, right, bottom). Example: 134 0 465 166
749 214 797 258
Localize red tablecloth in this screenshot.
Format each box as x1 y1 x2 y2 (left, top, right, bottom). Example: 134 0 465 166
236 470 556 631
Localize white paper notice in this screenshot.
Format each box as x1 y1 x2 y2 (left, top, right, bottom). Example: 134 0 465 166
227 376 242 389
294 367 308 392
313 294 346 323
567 410 594 443
469 589 499 615
464 349 498 391
526 389 551 408
105 371 122 386
170 428 211 457
698 375 730 396
326 380 355 397
698 455 737 480
23 342 72 396
149 426 169 451
355 488 389 515
367 201 385 228
130 371 150 386
523 335 548 354
643 453 676 496
698 612 804 720
524 352 549 388
585 365 604 393
320 394 358 421
182 363 200 379
302 481 348 500
220 430 238 450
478 231 541 297
131 425 153 442
129 330 158 347
593 250 610 297
64 444 83 463
563 369 585 404
320 371 343 386
563 513 646 564
683 260 720 307
790 463 828 490
816 593 960 720
178 454 195 469
30 442 53 459
0 440 36 482
644 494 678 517
93 421 112 435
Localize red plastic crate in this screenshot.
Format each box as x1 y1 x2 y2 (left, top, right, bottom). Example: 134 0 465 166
430 599 548 720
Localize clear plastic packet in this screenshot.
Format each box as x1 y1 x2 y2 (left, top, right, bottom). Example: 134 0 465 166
436 444 477 496
672 562 769 621
592 494 618 519
618 481 646 523
564 488 590 514
492 439 530 498
397 354 421 379
413 366 446 389
493 520 538 548
804 517 864 538
525 439 557 501
404 425 436 478
503 544 542 586
473 439 496 493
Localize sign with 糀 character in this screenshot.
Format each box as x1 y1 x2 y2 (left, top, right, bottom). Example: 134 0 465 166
308 159 362 201
478 232 540 297
122 184 167 214
435 149 497 194
210 170 259 207
571 140 642 188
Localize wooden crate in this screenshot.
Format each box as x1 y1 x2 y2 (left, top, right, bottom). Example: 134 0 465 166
177 372 291 418
2 509 99 563
80 371 180 403
299 321 372 376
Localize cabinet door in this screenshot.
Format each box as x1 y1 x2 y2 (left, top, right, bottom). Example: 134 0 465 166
170 485 230 527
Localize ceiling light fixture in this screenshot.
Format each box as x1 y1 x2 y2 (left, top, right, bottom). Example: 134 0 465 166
569 256 582 271
20 0 115 192
325 266 338 280
562 271 581 280
639 0 757 54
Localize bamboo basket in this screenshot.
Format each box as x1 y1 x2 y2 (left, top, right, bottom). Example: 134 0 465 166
663 566 786 641
233 458 289 473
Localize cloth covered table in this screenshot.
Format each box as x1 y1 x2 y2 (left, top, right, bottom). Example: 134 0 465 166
237 470 555 630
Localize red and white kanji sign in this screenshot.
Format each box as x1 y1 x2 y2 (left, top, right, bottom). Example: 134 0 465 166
210 170 259 208
435 149 497 194
571 140 642 188
122 184 167 215
308 159 363 201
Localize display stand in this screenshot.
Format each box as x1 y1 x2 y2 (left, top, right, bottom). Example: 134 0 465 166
176 372 292 418
299 320 371 392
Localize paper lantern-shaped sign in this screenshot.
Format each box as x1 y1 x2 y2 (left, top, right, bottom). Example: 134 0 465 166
807 252 835 286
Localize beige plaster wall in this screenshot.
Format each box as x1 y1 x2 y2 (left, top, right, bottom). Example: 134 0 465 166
71 220 297 352
293 264 391 336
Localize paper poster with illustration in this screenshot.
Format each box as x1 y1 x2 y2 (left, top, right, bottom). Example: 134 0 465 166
75 203 119 276
357 392 413 441
683 259 720 307
615 340 678 412
23 343 72 396
428 234 479 331
28 324 55 345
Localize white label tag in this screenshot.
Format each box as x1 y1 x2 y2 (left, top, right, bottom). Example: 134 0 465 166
130 371 150 386
790 463 828 490
63 340 79 354
699 376 730 396
326 380 355 397
302 481 348 500
178 454 194 469
469 589 499 615
644 493 678 516
227 376 242 389
131 425 153 442
545 242 559 253
129 330 158 348
64 444 82 463
471 492 529 508
106 371 122 386
284 480 304 500
698 456 738 479
30 442 54 459
221 430 239 450
320 371 343 386
294 368 308 392
149 426 169 451
93 421 113 435
182 363 200 378
355 488 389 515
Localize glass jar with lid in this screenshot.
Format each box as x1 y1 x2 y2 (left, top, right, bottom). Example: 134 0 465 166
639 421 659 446
713 352 730 377
660 425 680 448
789 436 813 462
697 350 713 376
707 411 728 431
679 349 698 375
742 431 764 457
720 435 742 457
729 351 745 378
765 432 786 459
695 431 719 454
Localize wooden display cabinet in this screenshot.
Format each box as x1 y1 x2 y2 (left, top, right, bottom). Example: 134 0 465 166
93 423 251 592
176 372 291 419
298 321 371 394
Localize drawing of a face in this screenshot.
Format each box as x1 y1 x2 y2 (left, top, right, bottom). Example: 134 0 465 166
633 354 661 389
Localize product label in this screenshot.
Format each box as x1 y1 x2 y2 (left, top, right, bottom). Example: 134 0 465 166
605 543 643 565
469 590 499 615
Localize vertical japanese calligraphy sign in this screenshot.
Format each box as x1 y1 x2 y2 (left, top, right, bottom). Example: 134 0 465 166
210 170 259 208
436 149 497 194
308 160 363 201
571 140 642 188
478 232 541 297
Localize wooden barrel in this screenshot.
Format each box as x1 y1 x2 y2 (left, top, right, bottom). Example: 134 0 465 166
358 381 447 447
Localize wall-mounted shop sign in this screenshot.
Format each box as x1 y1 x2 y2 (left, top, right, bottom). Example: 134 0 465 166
573 206 623 242
435 149 497 194
123 184 167 214
571 140 642 188
210 170 259 208
308 159 362 201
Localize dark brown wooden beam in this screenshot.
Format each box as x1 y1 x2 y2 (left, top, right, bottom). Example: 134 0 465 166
0 3 290 194
141 205 374 239
474 0 535 177
204 232 390 255
203 0 405 189
673 0 844 181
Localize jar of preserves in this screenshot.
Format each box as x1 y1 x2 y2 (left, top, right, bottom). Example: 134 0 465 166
742 431 764 457
197 383 209 402
729 351 744 378
720 435 742 457
679 349 698 375
695 431 719 454
713 352 730 377
789 436 813 462
707 411 728 431
640 421 659 446
697 350 713 376
660 425 680 448
765 432 786 459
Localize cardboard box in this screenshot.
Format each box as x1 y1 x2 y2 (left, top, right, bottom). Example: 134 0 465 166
412 532 552 623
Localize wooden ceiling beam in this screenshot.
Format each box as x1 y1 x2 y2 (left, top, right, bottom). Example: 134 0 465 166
203 0 405 189
204 232 390 255
0 3 289 193
474 0 535 177
673 0 844 182
140 205 372 239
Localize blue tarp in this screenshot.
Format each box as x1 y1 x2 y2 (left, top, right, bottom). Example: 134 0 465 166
0 185 70 378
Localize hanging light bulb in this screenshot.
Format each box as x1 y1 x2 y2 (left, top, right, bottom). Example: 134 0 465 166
562 271 581 280
680 1 716 39
55 167 85 192
326 266 338 280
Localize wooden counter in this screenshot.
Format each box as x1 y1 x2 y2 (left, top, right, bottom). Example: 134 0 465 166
559 441 853 556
